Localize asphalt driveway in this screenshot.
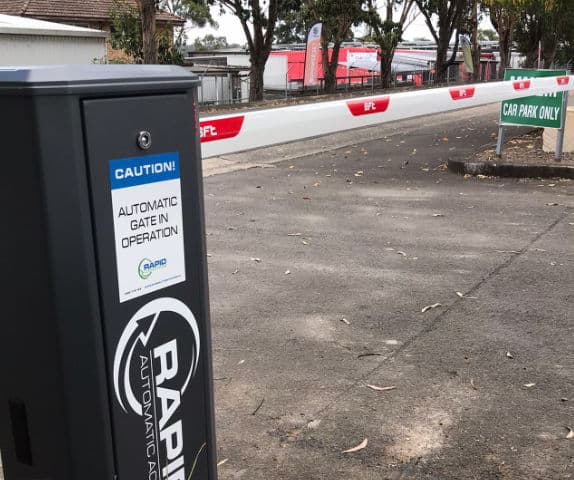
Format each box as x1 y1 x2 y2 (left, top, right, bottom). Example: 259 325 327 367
204 103 574 479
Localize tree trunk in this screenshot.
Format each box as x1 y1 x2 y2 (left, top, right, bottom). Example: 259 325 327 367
470 0 480 81
523 49 538 68
380 45 395 89
498 27 512 79
435 36 450 84
543 39 557 68
140 0 157 64
321 39 339 94
249 55 266 102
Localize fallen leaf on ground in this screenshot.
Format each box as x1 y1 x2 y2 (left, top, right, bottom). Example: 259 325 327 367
524 383 536 388
217 459 229 467
421 303 442 313
357 352 382 359
342 438 368 453
306 419 321 429
506 351 514 359
312 182 321 187
566 427 574 439
251 257 262 263
302 196 312 200
341 318 350 325
441 137 449 142
367 385 396 392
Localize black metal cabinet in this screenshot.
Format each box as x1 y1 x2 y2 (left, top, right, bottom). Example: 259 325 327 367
0 65 216 480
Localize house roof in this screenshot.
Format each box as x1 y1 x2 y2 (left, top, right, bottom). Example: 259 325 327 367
0 0 185 25
0 13 106 37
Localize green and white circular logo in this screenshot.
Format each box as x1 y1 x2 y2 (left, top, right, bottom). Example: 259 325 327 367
138 258 153 279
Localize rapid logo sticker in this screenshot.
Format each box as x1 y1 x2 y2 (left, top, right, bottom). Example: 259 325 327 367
109 152 186 302
113 297 201 480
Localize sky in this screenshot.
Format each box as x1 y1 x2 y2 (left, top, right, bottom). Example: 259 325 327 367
190 4 494 46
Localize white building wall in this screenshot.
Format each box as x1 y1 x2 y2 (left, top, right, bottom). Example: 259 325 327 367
264 55 288 90
225 53 250 67
197 75 232 104
0 34 106 65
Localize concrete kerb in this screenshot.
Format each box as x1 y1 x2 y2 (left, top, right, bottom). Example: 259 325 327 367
448 157 574 178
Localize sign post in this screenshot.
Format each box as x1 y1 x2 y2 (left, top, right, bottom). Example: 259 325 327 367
497 68 567 159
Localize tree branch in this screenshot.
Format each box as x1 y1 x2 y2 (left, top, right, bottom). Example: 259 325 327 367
414 0 439 43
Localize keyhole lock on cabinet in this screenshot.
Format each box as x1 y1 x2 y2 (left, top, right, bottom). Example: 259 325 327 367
137 130 152 150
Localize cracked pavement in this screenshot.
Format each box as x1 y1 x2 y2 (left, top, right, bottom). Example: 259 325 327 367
203 103 573 479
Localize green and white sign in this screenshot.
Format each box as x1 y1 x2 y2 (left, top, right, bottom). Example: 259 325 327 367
500 69 566 129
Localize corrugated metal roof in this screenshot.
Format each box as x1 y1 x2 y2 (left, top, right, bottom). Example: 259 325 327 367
0 13 106 37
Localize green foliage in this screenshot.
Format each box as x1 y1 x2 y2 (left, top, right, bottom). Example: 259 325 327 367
478 28 498 40
512 0 573 67
274 0 307 44
216 0 280 100
193 34 229 50
159 0 215 50
109 0 184 64
304 0 369 43
414 0 470 82
159 0 215 27
303 0 369 91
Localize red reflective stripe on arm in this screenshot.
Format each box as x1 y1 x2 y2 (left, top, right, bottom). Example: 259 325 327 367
200 116 245 143
513 80 531 91
557 76 570 86
346 97 390 116
449 87 475 100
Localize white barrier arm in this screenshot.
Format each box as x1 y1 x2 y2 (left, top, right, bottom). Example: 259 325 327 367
199 75 573 158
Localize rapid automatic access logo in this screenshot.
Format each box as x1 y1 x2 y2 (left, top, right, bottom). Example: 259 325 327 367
113 297 201 480
138 257 167 279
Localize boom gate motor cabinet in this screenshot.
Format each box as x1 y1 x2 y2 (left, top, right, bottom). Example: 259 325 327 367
0 66 217 480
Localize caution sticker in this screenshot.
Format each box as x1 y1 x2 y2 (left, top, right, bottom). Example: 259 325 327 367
109 152 186 303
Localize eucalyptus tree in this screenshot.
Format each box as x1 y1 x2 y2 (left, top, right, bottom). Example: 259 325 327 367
217 0 280 101
305 0 370 93
414 0 470 83
366 0 416 88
